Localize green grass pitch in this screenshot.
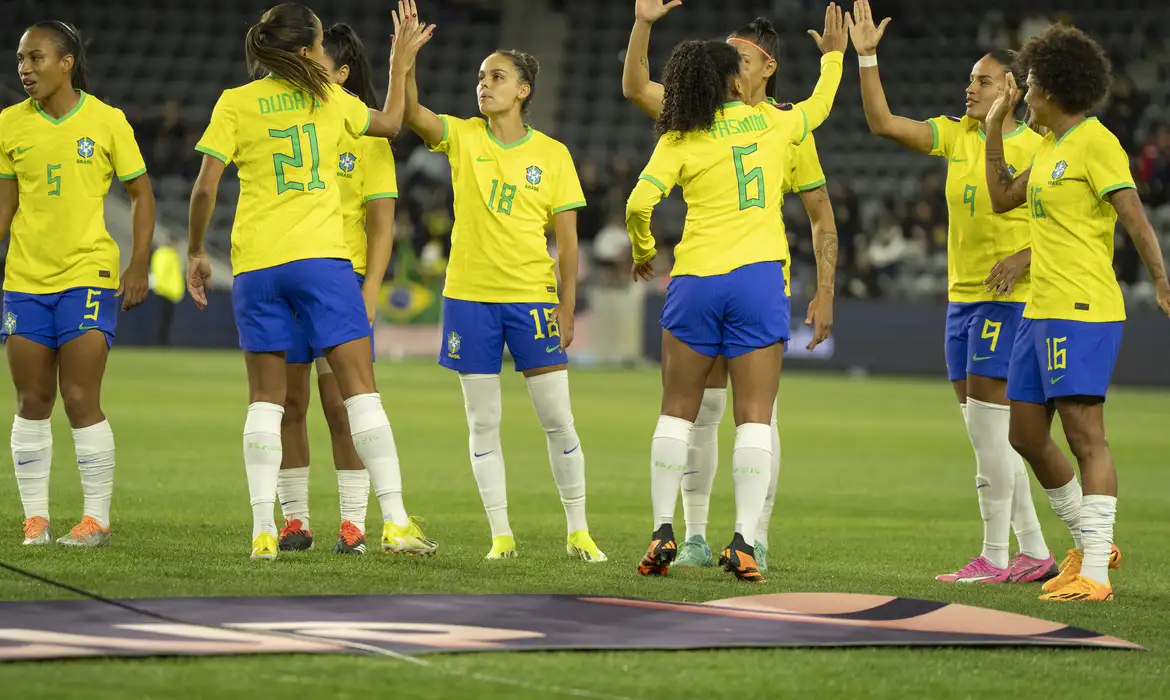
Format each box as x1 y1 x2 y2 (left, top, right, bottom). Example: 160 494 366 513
1 350 1168 698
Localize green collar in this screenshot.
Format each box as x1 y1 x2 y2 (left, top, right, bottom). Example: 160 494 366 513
34 90 87 126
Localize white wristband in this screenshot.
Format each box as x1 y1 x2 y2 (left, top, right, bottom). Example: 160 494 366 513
858 54 878 68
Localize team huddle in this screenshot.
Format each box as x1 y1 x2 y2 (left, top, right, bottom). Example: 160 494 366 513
3 0 1168 602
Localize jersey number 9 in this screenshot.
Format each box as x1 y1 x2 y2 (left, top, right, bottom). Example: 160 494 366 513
269 124 325 195
733 144 765 211
963 184 977 217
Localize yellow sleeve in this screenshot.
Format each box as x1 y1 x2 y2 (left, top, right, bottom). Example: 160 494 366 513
926 116 963 158
1084 132 1136 201
552 147 586 214
789 132 827 193
338 88 371 138
791 50 844 143
625 135 685 264
108 108 147 181
0 114 13 179
195 93 238 164
426 115 465 154
361 137 398 202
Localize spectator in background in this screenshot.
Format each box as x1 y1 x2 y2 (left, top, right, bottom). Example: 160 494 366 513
1138 123 1170 208
576 161 605 243
1017 12 1050 45
1102 74 1146 154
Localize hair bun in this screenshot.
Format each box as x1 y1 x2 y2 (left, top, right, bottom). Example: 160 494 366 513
750 17 776 33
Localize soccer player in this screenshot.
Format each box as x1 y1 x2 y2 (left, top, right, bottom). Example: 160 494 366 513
397 0 605 562
847 0 1055 584
275 23 400 556
983 24 1170 601
621 0 838 572
186 3 437 560
1 21 154 547
627 4 846 583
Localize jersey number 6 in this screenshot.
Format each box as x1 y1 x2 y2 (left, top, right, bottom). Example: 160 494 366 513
733 143 765 211
269 124 325 195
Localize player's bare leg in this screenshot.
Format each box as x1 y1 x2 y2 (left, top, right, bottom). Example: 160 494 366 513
639 330 717 576
325 338 435 555
676 358 726 568
317 358 369 555
7 336 57 545
56 331 114 548
243 351 289 560
277 362 313 551
524 363 604 562
721 343 782 583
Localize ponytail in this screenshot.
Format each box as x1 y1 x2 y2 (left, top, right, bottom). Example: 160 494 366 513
245 3 331 107
323 23 378 108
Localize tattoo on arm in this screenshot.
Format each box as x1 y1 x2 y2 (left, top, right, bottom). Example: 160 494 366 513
993 156 1015 188
639 56 648 69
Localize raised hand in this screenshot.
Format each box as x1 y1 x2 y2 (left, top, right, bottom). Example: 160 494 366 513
391 0 435 72
988 71 1021 128
635 0 682 24
846 0 890 56
808 3 849 55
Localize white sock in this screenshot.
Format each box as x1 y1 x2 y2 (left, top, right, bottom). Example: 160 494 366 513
1009 456 1050 559
12 416 52 520
1044 477 1083 550
244 402 284 539
732 422 772 544
651 415 693 528
682 388 724 541
527 370 588 535
336 469 370 533
964 399 1013 568
73 421 115 529
756 399 781 549
460 373 511 538
277 466 310 530
1080 494 1117 585
345 393 408 526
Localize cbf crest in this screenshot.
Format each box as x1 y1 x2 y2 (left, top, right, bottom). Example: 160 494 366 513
76 137 95 160
3 311 15 335
1052 160 1068 180
339 152 357 174
1007 164 1017 176
446 331 461 359
525 166 542 186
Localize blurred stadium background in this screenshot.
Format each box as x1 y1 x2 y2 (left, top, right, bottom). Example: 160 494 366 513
1 0 1167 381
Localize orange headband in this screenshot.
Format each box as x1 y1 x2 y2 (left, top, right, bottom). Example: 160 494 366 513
728 37 774 63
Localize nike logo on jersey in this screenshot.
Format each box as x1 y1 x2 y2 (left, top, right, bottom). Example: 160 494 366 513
78 324 100 331
545 344 561 353
950 156 967 162
972 354 991 361
16 458 39 466
476 156 493 162
15 146 33 154
1050 375 1065 385
474 451 494 458
563 444 579 455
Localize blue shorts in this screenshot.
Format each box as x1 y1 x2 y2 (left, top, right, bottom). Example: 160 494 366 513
944 301 1025 382
1007 317 1123 403
439 297 568 374
661 261 790 359
1 287 118 349
233 259 369 355
287 273 374 364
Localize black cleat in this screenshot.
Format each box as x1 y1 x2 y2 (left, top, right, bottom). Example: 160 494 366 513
636 523 677 576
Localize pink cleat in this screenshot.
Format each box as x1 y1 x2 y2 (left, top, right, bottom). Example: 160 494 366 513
935 556 1010 583
1007 552 1058 583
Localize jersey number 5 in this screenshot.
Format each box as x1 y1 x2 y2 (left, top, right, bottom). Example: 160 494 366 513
269 124 324 195
733 144 765 210
47 163 62 197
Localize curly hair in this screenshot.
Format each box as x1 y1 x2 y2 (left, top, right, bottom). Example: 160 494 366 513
1016 24 1111 115
655 40 741 138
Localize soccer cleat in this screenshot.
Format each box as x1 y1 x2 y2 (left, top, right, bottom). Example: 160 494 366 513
1038 574 1114 602
1041 545 1122 592
567 530 607 562
1007 552 1058 583
251 532 278 560
636 524 677 576
278 518 313 551
334 520 367 555
935 556 1010 583
753 541 769 573
486 535 517 560
719 533 766 583
22 516 51 546
673 535 714 568
56 516 110 548
382 517 438 555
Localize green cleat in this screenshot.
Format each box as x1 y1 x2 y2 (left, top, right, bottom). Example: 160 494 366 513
753 541 769 572
673 535 714 567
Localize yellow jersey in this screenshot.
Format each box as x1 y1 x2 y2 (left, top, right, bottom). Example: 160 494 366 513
767 99 828 195
0 92 146 294
626 51 842 278
428 116 585 304
927 115 1040 303
195 78 370 275
336 132 397 276
1025 117 1132 322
